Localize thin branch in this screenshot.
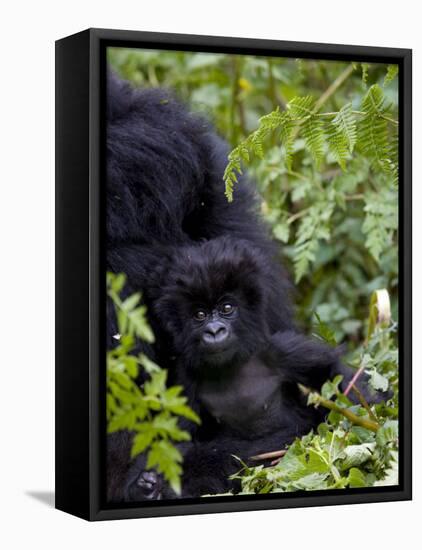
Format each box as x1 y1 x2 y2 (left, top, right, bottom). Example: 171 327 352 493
302 386 380 432
380 114 399 125
343 365 366 396
227 57 248 138
287 208 310 225
250 449 287 461
290 64 355 142
267 58 287 110
345 193 365 201
313 64 355 113
351 385 378 423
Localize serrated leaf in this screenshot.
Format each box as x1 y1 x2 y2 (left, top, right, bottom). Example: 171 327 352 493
147 440 183 495
131 429 156 457
273 223 290 243
348 467 367 488
321 375 343 400
144 370 167 396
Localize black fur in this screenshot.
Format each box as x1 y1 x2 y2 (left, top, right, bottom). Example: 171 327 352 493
106 74 292 342
126 238 346 498
105 74 381 502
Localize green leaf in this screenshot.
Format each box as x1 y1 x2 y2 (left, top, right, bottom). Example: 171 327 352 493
327 103 357 170
138 353 161 374
321 375 343 400
341 443 375 469
313 312 338 347
131 429 156 457
348 467 367 488
273 222 290 243
151 412 191 441
366 370 389 392
292 472 329 490
376 420 398 447
358 85 397 182
144 370 167 396
147 440 184 495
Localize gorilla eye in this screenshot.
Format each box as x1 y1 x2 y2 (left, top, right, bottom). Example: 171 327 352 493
221 303 234 315
194 310 207 321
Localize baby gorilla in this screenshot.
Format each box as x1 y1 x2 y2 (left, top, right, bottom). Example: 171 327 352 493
128 237 370 499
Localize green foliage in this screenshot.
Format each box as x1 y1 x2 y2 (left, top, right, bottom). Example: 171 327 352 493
106 273 200 494
230 290 398 495
108 51 400 494
384 64 399 87
223 83 397 202
358 84 398 184
327 103 357 170
219 67 398 338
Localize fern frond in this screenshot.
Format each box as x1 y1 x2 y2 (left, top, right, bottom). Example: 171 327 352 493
223 108 294 200
302 116 325 167
332 103 357 153
326 104 356 170
288 96 325 166
384 64 399 87
261 110 296 171
327 126 348 170
358 85 391 170
362 190 398 262
292 202 334 282
361 63 370 86
288 96 314 118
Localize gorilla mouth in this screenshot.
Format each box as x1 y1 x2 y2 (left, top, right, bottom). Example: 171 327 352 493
206 346 231 355
201 343 237 365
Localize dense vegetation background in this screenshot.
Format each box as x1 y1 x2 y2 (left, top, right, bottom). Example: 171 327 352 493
107 49 399 493
108 48 398 344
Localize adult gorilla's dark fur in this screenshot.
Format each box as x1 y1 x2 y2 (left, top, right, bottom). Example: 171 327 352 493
105 74 381 501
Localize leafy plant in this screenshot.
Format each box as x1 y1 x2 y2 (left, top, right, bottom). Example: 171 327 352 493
107 273 200 494
230 289 398 494
108 52 400 494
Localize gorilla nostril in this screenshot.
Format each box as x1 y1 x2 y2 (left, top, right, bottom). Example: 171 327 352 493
203 321 229 345
214 326 227 342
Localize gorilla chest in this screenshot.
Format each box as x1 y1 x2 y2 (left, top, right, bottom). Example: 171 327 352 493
198 357 283 435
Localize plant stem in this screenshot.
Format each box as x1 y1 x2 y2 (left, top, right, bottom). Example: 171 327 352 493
343 365 366 396
250 449 287 461
230 56 246 142
313 64 355 113
318 394 379 431
290 64 355 142
345 193 364 201
351 385 378 423
303 386 380 432
380 114 399 125
287 208 309 225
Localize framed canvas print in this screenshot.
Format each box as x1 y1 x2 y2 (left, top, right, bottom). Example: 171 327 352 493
55 28 412 521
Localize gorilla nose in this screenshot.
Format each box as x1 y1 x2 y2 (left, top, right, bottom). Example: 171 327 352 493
202 321 229 345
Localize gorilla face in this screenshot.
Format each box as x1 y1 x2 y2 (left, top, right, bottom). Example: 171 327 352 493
154 237 272 372
189 296 241 366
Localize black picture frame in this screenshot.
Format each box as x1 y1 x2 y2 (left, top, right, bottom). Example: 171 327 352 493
55 28 412 521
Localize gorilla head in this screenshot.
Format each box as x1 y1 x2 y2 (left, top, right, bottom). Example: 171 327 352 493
154 237 273 372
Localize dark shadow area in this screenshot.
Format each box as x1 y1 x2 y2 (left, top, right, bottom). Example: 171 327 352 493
25 491 55 508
